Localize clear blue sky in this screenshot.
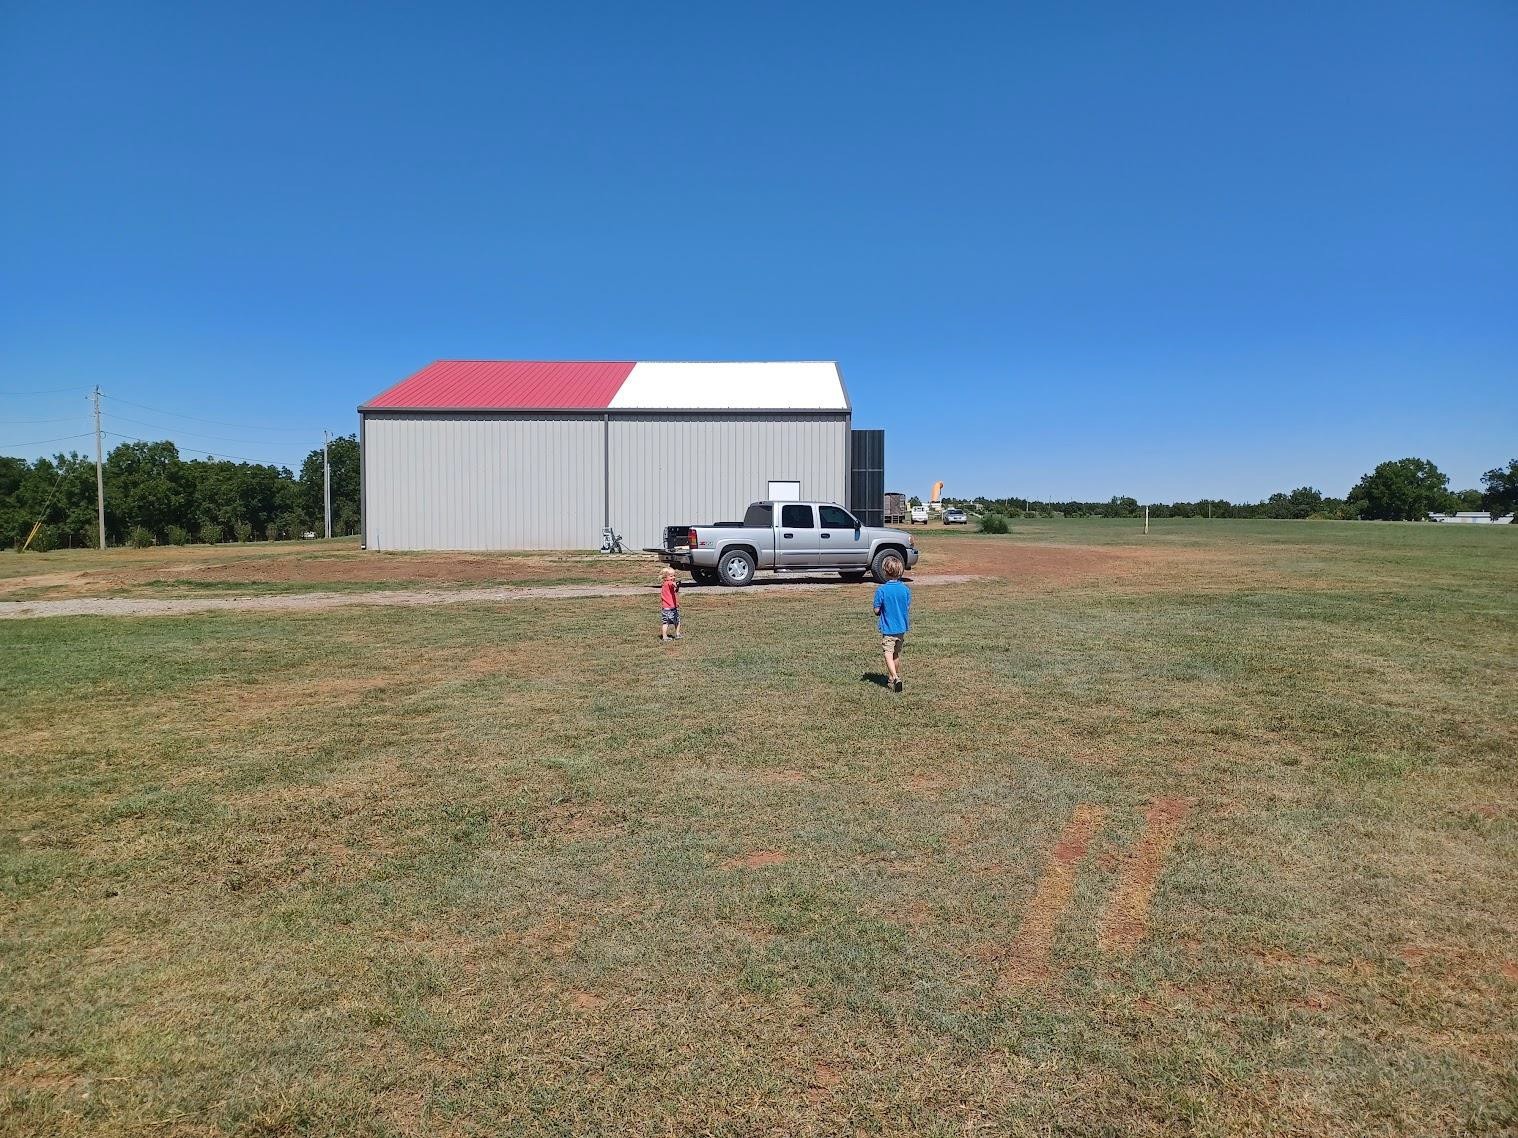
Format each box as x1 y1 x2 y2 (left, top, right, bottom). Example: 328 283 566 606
2 1 1513 501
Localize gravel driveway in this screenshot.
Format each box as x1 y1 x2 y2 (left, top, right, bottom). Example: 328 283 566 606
0 574 982 620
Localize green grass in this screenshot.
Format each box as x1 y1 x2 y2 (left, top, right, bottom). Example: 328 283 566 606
2 523 1515 1135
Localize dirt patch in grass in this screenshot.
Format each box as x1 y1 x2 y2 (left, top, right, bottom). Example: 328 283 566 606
1000 804 1105 986
1099 797 1191 956
903 774 948 794
755 769 807 785
805 1060 842 1104
722 850 789 870
0 545 647 600
565 990 607 1012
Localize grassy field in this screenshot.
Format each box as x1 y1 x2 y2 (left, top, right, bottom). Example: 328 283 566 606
2 521 1515 1136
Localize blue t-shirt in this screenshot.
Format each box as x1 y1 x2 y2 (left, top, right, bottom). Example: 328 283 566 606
873 580 911 635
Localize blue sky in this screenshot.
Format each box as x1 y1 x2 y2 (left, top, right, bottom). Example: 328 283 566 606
2 1 1513 501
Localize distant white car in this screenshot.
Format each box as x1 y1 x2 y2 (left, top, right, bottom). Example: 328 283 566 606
910 505 929 524
942 507 968 525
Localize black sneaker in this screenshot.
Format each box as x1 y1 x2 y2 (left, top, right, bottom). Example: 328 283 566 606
892 678 903 693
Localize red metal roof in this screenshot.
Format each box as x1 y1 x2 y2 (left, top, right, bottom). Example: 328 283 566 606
362 361 636 410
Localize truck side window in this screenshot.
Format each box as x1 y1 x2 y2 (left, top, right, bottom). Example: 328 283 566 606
744 502 774 526
818 506 855 528
781 504 814 528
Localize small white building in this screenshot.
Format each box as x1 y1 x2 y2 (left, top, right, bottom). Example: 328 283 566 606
1428 512 1514 524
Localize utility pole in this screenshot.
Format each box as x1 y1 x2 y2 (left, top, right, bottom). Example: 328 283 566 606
92 386 106 549
323 430 332 539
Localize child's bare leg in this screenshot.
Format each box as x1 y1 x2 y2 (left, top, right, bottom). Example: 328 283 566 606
883 642 898 681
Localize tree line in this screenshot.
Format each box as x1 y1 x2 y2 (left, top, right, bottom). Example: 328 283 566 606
1 435 360 550
956 457 1518 522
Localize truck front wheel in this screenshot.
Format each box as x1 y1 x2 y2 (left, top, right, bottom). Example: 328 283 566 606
718 549 756 586
870 548 905 583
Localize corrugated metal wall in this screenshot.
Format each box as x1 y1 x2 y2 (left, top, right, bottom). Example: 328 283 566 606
606 414 849 548
363 413 603 550
363 411 849 550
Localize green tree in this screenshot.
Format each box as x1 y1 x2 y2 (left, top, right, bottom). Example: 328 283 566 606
1348 458 1450 521
104 440 187 541
1287 487 1323 519
299 434 360 536
1481 458 1518 520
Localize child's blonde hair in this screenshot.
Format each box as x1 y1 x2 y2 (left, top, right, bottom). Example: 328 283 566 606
882 555 905 579
661 566 678 579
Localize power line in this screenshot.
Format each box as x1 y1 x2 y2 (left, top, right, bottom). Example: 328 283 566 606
101 393 315 432
3 416 88 425
103 411 315 449
102 430 294 467
0 385 84 396
0 432 93 448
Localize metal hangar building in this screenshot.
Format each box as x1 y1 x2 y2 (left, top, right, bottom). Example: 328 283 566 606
359 360 886 551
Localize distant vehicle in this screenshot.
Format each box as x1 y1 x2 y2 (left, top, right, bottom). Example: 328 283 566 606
910 505 929 525
884 491 908 525
656 500 919 586
943 508 968 525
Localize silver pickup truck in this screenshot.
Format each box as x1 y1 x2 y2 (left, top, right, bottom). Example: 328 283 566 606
656 500 920 586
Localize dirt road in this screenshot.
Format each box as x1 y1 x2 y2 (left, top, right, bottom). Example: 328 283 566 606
0 574 983 620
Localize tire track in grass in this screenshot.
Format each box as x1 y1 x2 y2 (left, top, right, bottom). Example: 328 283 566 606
1001 804 1105 987
1099 796 1191 955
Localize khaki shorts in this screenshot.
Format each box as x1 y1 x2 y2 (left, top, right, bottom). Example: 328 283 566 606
882 634 905 658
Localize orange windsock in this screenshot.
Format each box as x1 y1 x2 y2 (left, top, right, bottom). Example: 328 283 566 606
930 481 944 504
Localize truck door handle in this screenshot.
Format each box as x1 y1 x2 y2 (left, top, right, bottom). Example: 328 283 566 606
783 533 794 539
821 533 831 539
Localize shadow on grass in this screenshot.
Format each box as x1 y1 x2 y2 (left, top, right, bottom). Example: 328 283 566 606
860 672 893 688
681 573 887 589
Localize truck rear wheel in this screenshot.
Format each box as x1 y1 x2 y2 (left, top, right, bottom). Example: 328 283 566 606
718 549 756 586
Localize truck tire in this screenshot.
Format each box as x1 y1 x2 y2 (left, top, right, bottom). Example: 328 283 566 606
692 567 719 585
718 549 756 587
870 548 904 583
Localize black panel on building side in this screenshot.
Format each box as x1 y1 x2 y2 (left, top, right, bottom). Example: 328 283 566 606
849 429 885 527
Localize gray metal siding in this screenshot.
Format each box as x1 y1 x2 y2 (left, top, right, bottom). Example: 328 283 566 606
607 414 849 549
362 413 603 550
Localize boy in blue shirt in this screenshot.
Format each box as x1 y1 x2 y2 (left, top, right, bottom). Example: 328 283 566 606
872 555 911 693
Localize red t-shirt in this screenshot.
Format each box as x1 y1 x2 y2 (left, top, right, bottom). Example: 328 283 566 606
660 578 679 607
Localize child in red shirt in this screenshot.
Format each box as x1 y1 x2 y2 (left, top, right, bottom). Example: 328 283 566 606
659 567 682 642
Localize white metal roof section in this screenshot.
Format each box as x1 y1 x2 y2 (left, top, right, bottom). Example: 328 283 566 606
609 361 849 411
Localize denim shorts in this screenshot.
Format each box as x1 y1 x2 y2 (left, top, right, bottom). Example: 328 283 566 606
661 606 680 625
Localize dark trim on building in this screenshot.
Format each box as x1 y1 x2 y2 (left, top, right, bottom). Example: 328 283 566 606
359 414 368 549
357 405 852 418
